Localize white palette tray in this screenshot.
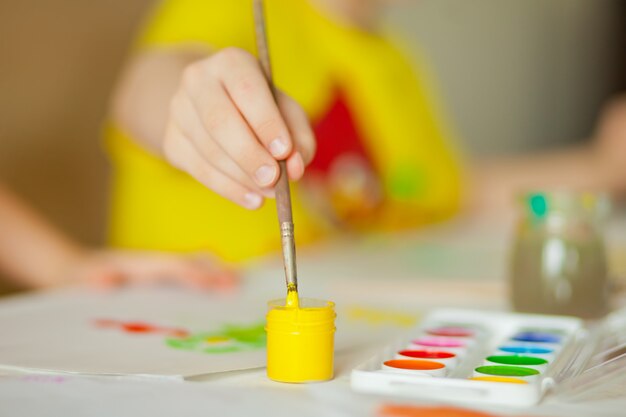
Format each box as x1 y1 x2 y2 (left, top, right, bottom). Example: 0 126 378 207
351 308 585 407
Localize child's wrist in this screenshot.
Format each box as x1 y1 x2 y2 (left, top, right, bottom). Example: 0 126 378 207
49 245 93 288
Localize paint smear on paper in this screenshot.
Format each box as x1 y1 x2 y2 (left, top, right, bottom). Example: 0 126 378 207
94 318 189 338
18 375 67 384
166 322 266 354
346 306 418 327
379 405 505 417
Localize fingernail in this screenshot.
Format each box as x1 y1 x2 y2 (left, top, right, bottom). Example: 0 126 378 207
295 151 304 170
255 164 277 186
269 139 288 158
243 192 263 209
290 152 305 180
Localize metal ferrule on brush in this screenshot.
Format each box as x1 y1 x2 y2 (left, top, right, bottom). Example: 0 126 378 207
280 222 298 289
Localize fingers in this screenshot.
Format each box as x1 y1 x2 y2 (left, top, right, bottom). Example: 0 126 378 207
214 48 293 160
166 47 317 206
286 152 305 181
184 81 281 188
156 255 238 291
82 251 240 292
181 51 282 189
277 92 316 181
277 92 316 165
191 255 239 290
164 122 265 210
131 253 239 291
169 92 275 198
85 266 124 291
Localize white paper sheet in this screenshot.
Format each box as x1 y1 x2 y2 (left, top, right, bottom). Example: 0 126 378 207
0 270 413 379
0 286 276 378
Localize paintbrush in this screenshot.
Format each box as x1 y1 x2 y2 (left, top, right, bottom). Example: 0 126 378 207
253 0 299 307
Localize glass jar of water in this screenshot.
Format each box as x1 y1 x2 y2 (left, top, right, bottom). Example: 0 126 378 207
510 191 610 318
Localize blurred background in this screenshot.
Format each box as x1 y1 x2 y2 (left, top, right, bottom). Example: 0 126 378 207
0 0 625 248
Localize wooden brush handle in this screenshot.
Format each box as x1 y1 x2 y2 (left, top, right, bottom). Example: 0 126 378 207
253 0 297 288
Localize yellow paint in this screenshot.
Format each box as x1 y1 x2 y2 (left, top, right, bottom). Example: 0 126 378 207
204 336 230 344
346 306 418 327
285 284 299 309
265 298 336 383
470 376 528 384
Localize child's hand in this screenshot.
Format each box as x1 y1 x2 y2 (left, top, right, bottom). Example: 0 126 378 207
594 94 626 192
67 250 238 291
164 47 316 210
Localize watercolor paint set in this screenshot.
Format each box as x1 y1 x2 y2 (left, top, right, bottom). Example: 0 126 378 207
351 308 593 407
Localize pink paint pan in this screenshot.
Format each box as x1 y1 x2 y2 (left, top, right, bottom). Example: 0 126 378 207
409 336 468 356
427 326 475 338
412 337 466 348
395 349 458 367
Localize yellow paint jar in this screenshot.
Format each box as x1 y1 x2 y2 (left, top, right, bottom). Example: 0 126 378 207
266 298 336 383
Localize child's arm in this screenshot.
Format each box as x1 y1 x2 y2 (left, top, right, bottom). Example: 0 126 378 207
0 182 82 288
111 47 316 210
0 183 237 290
470 94 626 214
471 146 609 212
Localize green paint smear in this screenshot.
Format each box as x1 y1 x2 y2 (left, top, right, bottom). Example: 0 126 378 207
221 323 266 344
166 322 266 354
166 339 196 349
203 345 241 354
476 366 540 377
487 356 547 366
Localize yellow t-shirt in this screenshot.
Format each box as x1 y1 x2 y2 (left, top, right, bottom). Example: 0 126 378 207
105 0 463 262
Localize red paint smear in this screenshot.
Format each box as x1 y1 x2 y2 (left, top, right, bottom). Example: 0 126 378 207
122 322 156 333
379 405 505 417
398 350 455 359
93 319 120 328
169 329 190 338
94 319 189 337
